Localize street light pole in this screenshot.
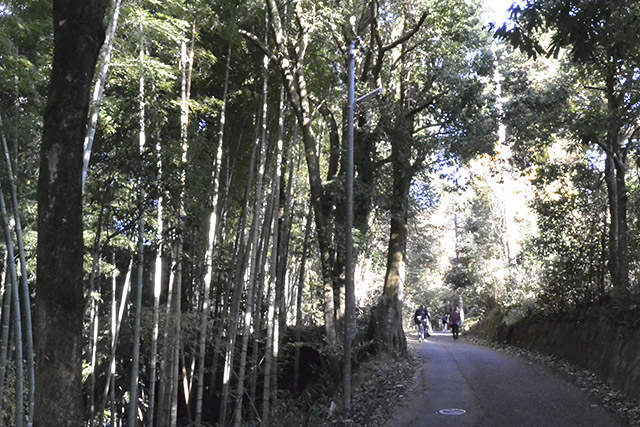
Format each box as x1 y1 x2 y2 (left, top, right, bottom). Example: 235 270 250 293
344 38 356 420
344 39 382 419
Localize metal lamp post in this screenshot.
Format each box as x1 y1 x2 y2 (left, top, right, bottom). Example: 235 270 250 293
344 38 381 419
343 39 356 419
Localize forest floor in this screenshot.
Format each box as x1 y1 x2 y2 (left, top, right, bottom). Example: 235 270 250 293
348 331 640 427
350 348 418 426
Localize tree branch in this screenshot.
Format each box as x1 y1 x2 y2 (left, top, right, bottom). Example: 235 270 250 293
238 29 282 73
374 155 392 169
371 11 429 82
381 11 429 54
405 96 437 118
583 85 608 93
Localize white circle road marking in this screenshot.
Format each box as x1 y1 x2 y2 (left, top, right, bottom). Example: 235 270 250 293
438 408 467 416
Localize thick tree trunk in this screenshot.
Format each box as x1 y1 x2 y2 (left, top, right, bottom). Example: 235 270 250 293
35 1 106 425
603 79 630 301
369 119 411 357
604 151 630 299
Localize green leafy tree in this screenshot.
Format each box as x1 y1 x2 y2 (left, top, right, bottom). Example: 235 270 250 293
531 158 609 311
367 0 497 355
496 0 640 301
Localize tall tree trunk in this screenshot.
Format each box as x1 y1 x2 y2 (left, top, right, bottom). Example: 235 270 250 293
158 31 194 427
274 91 296 363
0 260 11 427
248 172 276 420
195 46 230 426
603 80 630 301
157 250 176 427
293 204 313 394
219 34 270 425
148 122 165 427
34 1 106 425
261 275 276 426
369 118 411 357
258 134 288 424
0 183 23 427
246 0 339 347
195 47 231 425
604 150 630 300
98 257 133 427
170 36 192 427
0 109 35 425
110 253 117 426
84 207 107 424
268 85 287 419
88 280 100 426
210 127 258 411
82 0 123 189
128 26 147 426
233 105 277 427
232 52 276 427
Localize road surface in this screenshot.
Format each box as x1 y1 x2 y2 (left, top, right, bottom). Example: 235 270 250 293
386 331 623 427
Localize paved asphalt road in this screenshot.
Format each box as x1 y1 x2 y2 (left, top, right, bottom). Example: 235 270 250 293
386 331 623 427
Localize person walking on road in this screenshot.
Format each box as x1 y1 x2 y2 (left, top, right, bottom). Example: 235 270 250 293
449 307 462 340
424 306 433 337
414 305 429 342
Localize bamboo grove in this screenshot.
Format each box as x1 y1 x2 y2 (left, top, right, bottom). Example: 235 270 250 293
2 0 640 425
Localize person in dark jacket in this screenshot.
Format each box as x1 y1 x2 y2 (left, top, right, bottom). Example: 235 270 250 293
414 305 428 342
449 307 462 340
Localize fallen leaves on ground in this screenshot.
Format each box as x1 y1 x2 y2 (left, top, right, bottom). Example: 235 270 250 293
349 354 417 426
